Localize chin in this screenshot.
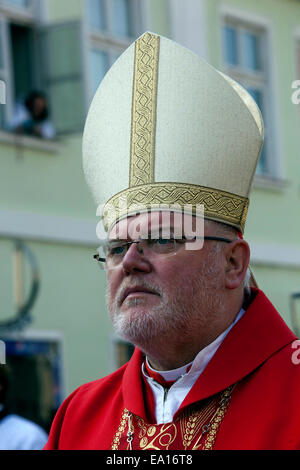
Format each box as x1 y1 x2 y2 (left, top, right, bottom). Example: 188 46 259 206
111 306 169 348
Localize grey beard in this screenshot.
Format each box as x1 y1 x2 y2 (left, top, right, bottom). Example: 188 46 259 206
106 253 224 353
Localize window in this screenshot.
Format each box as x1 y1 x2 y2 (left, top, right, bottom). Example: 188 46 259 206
0 0 143 138
1 337 63 432
39 21 85 134
85 0 142 101
0 0 58 138
87 0 135 39
4 0 30 8
222 19 270 175
10 23 36 102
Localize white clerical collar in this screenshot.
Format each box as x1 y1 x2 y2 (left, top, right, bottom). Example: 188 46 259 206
145 357 194 383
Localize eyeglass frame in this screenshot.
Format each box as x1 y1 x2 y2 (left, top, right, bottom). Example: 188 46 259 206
93 235 234 270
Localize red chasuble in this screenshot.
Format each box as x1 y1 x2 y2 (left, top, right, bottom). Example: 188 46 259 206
44 289 300 450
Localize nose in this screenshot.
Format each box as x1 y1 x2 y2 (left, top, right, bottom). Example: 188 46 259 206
122 242 151 275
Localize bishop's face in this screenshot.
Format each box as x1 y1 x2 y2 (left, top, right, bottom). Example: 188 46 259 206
105 211 227 354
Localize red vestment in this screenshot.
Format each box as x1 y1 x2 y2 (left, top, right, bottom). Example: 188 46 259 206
44 289 300 450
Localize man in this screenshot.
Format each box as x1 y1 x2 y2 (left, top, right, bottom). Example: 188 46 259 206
44 32 300 450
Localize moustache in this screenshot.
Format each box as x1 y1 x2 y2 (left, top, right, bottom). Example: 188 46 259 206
115 279 162 307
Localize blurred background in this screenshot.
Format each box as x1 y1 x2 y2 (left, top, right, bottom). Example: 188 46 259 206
0 0 299 435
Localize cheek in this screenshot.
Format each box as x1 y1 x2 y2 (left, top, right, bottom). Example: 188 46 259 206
156 261 191 292
106 270 121 297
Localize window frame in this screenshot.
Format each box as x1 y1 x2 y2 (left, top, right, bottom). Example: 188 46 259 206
83 0 144 105
0 0 47 132
0 0 38 23
222 19 268 175
220 8 282 180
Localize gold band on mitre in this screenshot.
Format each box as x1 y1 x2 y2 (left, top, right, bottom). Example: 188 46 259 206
129 33 160 187
102 182 249 233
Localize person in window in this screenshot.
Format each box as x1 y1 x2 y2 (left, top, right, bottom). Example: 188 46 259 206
9 90 56 140
0 365 48 450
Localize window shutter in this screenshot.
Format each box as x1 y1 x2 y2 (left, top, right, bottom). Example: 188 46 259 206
38 21 85 135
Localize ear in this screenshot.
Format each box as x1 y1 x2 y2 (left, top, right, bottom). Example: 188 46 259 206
224 239 250 290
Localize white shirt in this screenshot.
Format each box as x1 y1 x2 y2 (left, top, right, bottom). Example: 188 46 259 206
0 414 48 450
142 308 245 424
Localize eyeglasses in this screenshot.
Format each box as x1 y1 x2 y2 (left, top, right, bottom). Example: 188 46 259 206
93 236 234 270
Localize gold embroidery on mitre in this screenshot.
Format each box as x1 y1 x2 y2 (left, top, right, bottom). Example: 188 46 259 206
103 183 249 232
129 32 160 187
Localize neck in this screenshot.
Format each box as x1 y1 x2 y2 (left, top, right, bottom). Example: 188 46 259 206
147 350 197 371
142 326 223 371
142 299 246 371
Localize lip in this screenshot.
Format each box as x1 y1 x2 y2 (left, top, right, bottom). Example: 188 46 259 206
122 286 159 304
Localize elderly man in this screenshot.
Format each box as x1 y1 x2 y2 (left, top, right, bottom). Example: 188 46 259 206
105 212 249 372
44 32 300 450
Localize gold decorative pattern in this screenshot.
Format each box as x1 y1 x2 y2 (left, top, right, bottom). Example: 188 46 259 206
136 420 177 450
181 401 216 449
111 408 129 450
110 386 234 450
129 32 160 187
202 385 234 450
103 183 249 232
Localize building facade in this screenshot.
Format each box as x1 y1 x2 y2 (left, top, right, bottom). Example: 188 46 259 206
0 0 299 432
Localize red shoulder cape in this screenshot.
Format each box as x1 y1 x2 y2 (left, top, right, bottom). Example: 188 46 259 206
44 289 300 450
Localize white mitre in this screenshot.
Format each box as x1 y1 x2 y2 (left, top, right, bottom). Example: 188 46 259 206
82 31 264 234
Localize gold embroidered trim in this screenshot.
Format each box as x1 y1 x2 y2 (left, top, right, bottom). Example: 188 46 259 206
111 408 129 450
181 401 216 449
129 32 160 187
202 385 234 450
110 386 235 450
103 183 249 232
